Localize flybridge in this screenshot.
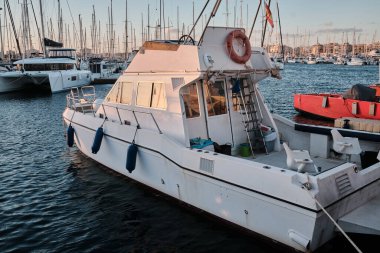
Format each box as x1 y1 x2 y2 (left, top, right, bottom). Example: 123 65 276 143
48 49 76 59
126 27 263 74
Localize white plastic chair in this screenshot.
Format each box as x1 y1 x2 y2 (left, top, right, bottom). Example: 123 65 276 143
331 129 362 162
283 143 318 173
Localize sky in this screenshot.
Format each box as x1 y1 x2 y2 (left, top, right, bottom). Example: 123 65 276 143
3 0 380 53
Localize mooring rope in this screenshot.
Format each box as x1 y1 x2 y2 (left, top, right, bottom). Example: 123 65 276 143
302 182 362 253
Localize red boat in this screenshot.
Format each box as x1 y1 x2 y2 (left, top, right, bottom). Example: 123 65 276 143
294 84 380 120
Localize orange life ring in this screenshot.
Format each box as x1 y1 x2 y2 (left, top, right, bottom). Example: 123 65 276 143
226 30 251 64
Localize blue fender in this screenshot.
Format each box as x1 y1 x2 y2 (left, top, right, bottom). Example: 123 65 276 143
126 143 138 173
67 125 75 147
91 127 104 154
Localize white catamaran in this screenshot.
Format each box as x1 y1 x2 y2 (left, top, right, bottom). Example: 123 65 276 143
0 48 91 93
63 26 380 252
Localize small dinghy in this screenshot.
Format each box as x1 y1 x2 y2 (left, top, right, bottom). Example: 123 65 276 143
294 84 380 120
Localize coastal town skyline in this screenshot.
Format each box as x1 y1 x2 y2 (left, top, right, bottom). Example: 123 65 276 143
3 0 380 54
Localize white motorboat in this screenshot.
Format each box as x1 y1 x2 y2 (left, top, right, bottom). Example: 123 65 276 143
333 57 347 65
306 56 317 64
347 57 366 66
270 57 284 70
0 48 91 93
88 58 122 84
63 27 380 252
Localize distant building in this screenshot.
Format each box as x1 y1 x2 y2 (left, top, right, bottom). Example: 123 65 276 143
352 44 366 55
270 40 380 57
266 44 292 56
368 42 380 51
310 43 323 55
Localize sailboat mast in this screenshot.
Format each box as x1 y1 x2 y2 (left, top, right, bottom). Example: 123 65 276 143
163 0 165 40
177 6 179 39
225 0 229 26
261 0 271 47
159 0 161 39
30 0 43 54
0 8 3 60
111 0 114 58
4 0 22 58
147 4 150 41
192 1 195 39
141 13 143 45
198 0 222 45
79 14 83 57
58 0 61 42
125 0 128 60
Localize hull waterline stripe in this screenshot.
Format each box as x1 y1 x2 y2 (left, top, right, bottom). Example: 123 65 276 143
64 116 379 214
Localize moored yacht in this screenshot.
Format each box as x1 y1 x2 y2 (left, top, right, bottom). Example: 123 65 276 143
88 58 122 84
0 48 91 93
347 57 366 66
63 27 380 252
306 56 317 64
270 57 284 70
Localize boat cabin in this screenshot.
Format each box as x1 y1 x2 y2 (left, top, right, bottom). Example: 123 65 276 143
14 48 79 72
95 27 279 155
48 48 76 59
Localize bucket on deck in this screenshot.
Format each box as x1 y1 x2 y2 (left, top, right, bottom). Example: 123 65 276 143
264 132 277 152
239 143 251 157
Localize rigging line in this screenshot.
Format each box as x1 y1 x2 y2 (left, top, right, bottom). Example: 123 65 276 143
186 0 210 43
5 0 22 57
248 0 261 40
29 0 43 53
276 1 285 65
261 0 270 47
65 0 79 46
198 0 222 46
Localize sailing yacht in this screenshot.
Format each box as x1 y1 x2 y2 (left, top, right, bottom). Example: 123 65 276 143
0 48 91 93
63 26 379 252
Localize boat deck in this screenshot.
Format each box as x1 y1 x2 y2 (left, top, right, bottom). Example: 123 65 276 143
240 150 346 173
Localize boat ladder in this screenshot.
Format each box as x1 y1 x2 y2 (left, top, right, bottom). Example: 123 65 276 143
232 78 268 157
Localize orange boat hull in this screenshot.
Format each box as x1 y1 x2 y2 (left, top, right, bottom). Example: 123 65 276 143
294 93 380 120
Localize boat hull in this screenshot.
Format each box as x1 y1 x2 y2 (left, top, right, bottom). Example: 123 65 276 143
0 70 91 93
294 93 380 120
63 108 380 252
0 72 50 92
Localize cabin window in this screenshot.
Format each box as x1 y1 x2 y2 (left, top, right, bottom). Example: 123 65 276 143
90 64 101 73
181 83 200 118
120 82 133 104
136 82 167 109
204 81 227 116
105 81 133 104
51 64 59 70
19 63 73 71
106 82 122 103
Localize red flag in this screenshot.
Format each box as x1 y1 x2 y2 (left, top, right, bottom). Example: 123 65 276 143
265 2 274 28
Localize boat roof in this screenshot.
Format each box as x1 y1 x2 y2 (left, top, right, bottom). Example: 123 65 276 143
48 48 76 52
125 27 261 76
14 57 76 64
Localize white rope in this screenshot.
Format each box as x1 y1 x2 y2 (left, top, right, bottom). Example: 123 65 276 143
303 186 362 253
